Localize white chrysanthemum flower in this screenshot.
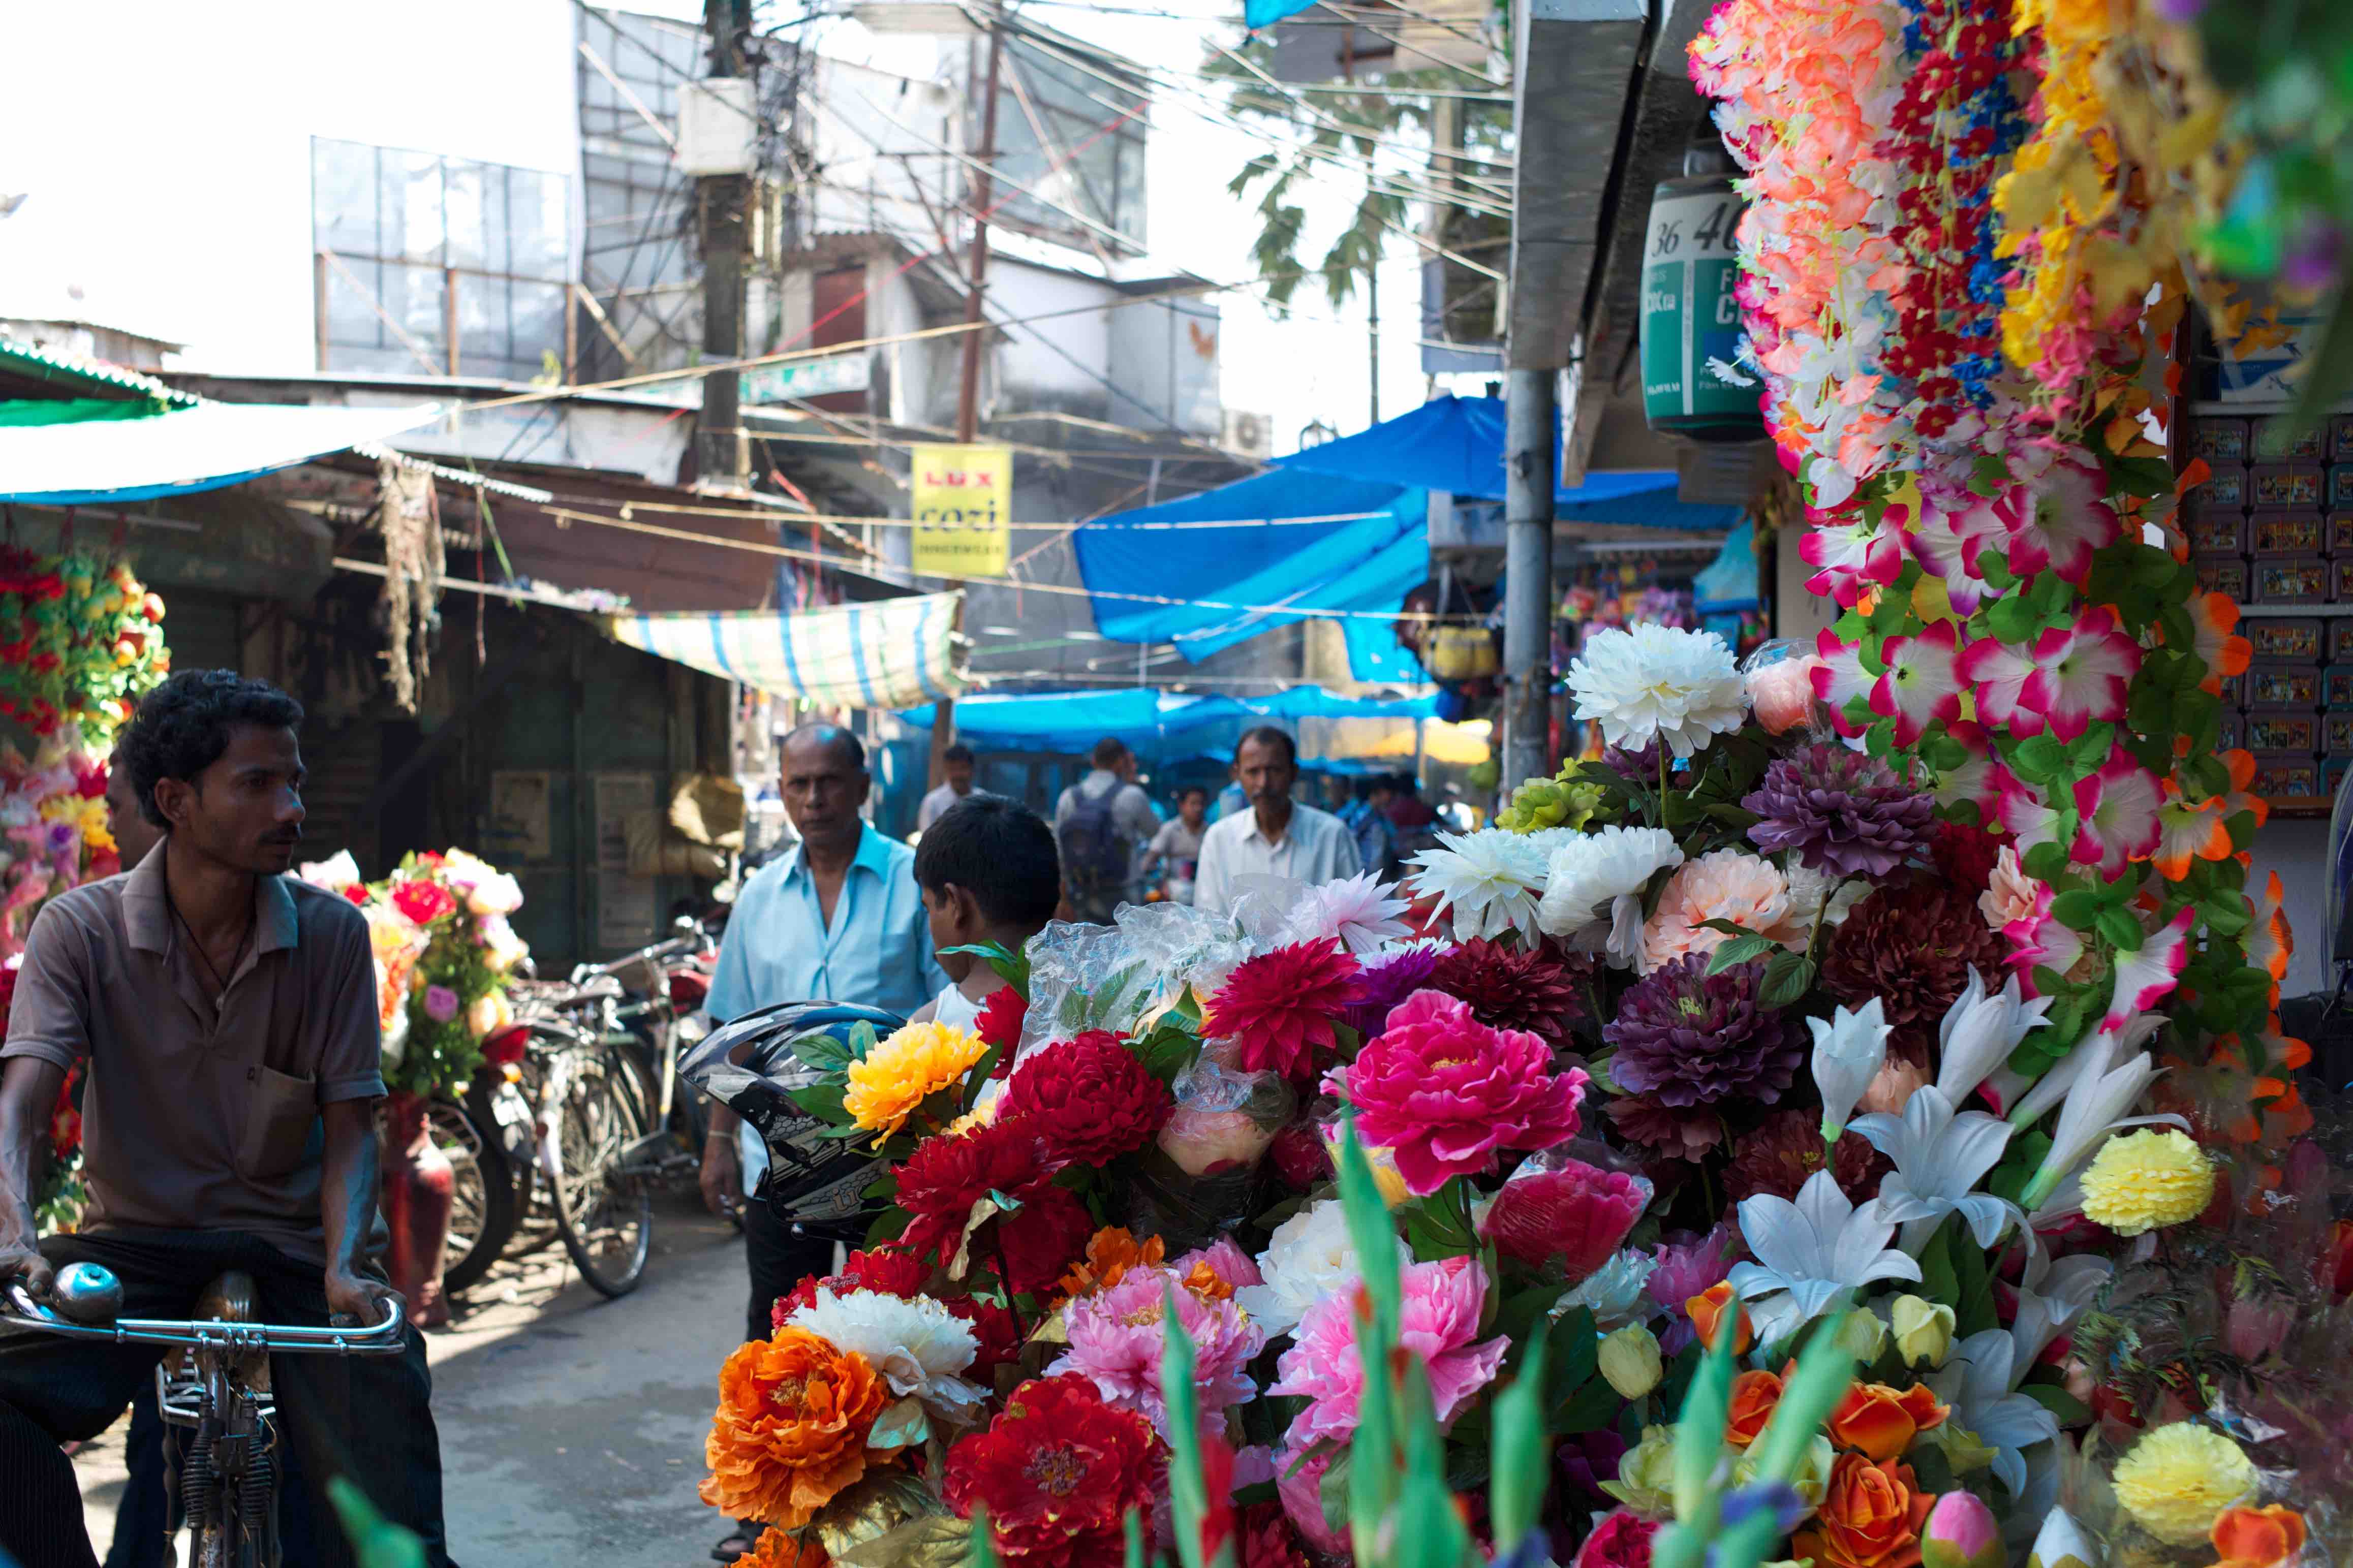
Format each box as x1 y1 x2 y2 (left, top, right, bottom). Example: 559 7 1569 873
1567 624 1748 759
1536 826 1686 967
1406 829 1549 941
1234 1199 1358 1338
785 1288 988 1424
1286 871 1414 956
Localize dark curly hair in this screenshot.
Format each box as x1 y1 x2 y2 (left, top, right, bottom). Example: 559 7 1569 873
114 670 304 828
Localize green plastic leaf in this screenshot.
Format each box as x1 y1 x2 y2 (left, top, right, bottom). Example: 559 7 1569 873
2023 840 2071 881
1490 1335 1547 1555
786 1081 851 1123
2097 907 2146 952
2049 890 2102 931
1707 933 1781 974
1758 951 1817 1011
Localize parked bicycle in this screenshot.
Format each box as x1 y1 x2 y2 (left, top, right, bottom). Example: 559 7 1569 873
2 1261 403 1568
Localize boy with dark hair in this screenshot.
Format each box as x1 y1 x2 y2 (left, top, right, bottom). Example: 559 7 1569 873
909 795 1061 1032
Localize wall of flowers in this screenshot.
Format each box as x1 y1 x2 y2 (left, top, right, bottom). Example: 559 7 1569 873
678 7 2347 1568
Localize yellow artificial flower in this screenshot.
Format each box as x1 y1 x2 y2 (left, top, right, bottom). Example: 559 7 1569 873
2112 1423 2256 1545
843 1021 987 1141
2080 1128 2214 1237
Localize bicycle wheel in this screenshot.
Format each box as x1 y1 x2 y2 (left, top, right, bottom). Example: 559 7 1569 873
546 1039 654 1298
429 1096 517 1296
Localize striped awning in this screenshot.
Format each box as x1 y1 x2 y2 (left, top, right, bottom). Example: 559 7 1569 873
603 592 965 709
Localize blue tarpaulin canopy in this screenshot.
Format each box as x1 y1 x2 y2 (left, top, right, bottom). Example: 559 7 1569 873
1070 468 1427 673
898 684 1438 762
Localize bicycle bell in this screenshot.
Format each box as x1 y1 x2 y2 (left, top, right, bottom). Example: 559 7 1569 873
51 1262 123 1324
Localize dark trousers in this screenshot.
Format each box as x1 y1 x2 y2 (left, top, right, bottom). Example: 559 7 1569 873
0 1229 453 1568
740 1194 838 1345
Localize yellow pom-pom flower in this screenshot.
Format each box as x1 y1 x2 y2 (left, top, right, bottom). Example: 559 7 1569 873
844 1021 987 1141
2112 1423 2256 1545
2081 1129 2214 1237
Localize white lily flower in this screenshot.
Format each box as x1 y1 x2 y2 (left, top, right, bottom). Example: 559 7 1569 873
2000 1013 2162 1130
2025 1503 2098 1568
1850 1085 2023 1255
2009 1251 2110 1372
1927 1328 2061 1495
1934 967 2053 1106
2020 1039 2182 1216
1808 998 1890 1141
1727 1170 1921 1349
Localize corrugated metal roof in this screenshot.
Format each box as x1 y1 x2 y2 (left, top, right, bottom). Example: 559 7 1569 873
0 335 201 407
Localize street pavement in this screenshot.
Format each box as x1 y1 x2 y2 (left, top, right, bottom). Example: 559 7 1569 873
71 1193 754 1566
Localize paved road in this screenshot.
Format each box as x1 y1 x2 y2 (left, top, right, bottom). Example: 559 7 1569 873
70 1194 755 1567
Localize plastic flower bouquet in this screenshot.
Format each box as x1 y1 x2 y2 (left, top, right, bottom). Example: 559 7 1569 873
318 849 529 1102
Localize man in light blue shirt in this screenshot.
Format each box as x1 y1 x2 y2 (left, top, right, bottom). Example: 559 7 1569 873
696 723 946 1561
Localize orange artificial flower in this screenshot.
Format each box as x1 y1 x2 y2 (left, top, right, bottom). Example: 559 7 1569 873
1826 1382 1949 1462
1182 1259 1236 1302
1688 1281 1753 1356
700 1326 890 1528
1058 1227 1165 1299
1726 1368 1785 1447
1792 1453 1934 1568
2211 1504 2307 1568
733 1530 829 1568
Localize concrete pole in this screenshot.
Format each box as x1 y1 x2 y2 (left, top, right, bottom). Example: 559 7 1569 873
1502 366 1556 795
699 0 753 490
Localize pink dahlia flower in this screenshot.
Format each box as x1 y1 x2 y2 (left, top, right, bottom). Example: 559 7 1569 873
1201 939 1364 1083
1326 990 1586 1196
1047 1265 1264 1441
1269 1255 1507 1449
1479 1159 1652 1277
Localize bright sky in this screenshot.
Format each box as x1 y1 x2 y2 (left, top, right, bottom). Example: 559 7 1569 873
803 0 1467 449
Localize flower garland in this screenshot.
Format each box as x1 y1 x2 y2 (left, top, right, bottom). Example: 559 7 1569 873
0 549 168 750
303 849 528 1101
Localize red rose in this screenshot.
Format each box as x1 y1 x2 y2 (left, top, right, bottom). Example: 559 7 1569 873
388 878 456 926
945 1375 1165 1567
998 1033 1172 1166
1268 1123 1331 1189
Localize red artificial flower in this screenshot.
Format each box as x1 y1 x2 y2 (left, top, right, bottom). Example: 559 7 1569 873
1930 818 2001 894
771 1243 933 1326
976 986 1028 1056
893 1120 1058 1270
999 1033 1173 1166
1268 1123 1331 1190
1238 1503 1313 1568
1575 1507 1659 1568
997 1185 1098 1297
1198 939 1362 1082
946 1296 1025 1379
944 1375 1166 1568
342 884 368 906
1480 1159 1649 1276
388 877 456 927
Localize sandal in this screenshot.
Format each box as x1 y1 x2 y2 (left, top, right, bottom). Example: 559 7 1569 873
712 1523 768 1562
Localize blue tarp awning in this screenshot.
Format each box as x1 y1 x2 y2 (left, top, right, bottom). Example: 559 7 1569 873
1070 467 1428 674
898 684 1438 761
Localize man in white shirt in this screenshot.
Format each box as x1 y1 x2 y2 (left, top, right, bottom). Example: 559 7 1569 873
1194 725 1363 914
915 743 981 832
1054 738 1161 922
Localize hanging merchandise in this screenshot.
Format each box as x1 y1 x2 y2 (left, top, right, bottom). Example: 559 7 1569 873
376 456 443 713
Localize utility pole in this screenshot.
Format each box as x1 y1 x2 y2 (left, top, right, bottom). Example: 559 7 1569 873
931 12 1007 788
1367 254 1380 427
1501 367 1556 797
700 0 754 491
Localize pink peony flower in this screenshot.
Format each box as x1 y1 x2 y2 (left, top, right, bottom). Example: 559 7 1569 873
1175 1236 1265 1295
1646 1224 1737 1312
1048 1265 1264 1441
1275 1444 1349 1557
1575 1507 1660 1568
422 984 460 1023
1639 849 1803 974
1479 1159 1652 1277
1326 990 1586 1196
1269 1255 1507 1448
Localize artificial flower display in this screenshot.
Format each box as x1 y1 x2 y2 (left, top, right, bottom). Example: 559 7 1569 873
845 1019 989 1141
699 1325 891 1527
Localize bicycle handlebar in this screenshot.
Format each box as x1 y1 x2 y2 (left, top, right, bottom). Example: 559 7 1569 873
2 1281 406 1356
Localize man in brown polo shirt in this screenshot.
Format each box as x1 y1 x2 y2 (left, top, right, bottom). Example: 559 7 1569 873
0 670 454 1568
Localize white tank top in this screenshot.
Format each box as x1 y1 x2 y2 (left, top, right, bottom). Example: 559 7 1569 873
935 982 987 1034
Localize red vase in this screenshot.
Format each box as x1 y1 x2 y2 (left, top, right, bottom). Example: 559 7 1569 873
380 1091 453 1328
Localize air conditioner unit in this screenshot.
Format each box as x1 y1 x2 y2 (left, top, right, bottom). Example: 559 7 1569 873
1222 410 1274 460
677 77 757 177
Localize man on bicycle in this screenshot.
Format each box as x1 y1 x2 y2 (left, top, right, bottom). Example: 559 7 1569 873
0 670 454 1568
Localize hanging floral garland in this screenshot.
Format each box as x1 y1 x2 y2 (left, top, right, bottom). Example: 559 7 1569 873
0 548 169 750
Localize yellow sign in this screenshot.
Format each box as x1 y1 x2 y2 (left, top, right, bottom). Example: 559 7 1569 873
910 444 1011 578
